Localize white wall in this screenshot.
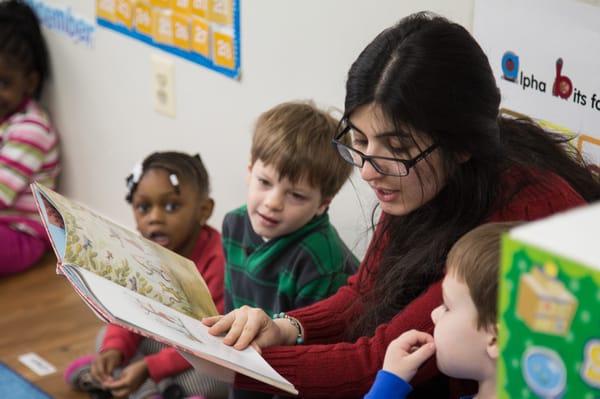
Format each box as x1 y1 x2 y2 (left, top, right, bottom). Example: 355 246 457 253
41 0 474 258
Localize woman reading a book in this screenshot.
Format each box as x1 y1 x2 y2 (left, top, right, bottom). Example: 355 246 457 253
203 12 600 399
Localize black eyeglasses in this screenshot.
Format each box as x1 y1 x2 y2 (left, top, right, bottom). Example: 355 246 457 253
332 120 438 177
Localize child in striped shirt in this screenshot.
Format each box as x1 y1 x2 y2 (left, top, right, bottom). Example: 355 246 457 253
0 0 60 275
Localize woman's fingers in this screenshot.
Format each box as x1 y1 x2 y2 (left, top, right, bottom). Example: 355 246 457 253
206 313 234 336
203 307 276 351
233 318 263 350
222 310 249 346
202 315 223 327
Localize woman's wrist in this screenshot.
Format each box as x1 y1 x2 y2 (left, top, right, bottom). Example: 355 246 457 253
272 313 304 345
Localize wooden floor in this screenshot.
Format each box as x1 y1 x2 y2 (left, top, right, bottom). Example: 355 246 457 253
0 252 102 398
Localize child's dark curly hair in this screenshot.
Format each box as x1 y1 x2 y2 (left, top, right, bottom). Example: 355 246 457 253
0 0 49 98
125 152 211 203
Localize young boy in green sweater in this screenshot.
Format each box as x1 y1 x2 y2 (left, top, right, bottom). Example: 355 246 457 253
222 101 359 399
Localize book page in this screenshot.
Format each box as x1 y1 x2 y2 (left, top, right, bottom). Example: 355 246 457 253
33 183 217 319
75 268 296 395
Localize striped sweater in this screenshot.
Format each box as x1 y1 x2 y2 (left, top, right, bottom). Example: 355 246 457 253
0 99 60 237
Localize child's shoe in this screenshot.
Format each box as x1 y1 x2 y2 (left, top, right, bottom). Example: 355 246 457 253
162 382 184 399
64 354 110 398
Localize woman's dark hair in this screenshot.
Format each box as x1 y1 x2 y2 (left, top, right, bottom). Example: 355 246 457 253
125 152 210 203
346 12 600 338
0 0 49 98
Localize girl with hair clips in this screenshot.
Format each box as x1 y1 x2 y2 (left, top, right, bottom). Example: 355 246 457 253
66 152 228 399
202 12 600 399
0 0 60 275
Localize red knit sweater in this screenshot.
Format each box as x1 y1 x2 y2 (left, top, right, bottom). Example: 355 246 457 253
101 225 225 382
235 170 587 398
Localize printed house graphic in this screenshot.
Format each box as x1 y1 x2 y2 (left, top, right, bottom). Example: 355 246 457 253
516 266 578 336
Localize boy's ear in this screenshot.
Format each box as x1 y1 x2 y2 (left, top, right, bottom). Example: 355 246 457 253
246 162 253 185
485 326 499 360
316 197 332 216
197 197 214 225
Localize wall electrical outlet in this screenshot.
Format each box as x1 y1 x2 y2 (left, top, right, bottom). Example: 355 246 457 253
151 55 175 117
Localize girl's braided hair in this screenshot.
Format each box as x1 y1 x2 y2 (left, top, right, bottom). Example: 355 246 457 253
125 152 210 203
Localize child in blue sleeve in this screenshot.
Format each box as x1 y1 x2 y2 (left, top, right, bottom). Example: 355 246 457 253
365 222 520 399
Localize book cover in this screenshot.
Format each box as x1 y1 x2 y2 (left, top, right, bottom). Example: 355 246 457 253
498 202 600 399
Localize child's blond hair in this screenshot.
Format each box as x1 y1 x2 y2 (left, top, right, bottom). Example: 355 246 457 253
251 101 352 199
446 221 522 329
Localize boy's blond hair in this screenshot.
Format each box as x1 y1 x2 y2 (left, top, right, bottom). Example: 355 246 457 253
250 101 352 199
446 222 522 329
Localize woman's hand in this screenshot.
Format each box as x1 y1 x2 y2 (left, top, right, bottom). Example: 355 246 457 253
382 330 436 382
102 359 149 398
90 349 122 384
203 306 298 352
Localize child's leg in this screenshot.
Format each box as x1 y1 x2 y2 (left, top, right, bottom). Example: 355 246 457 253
65 326 110 392
165 369 228 399
0 225 47 276
66 328 162 398
138 340 227 399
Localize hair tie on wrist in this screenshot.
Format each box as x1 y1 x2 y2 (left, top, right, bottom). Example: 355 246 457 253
273 312 304 345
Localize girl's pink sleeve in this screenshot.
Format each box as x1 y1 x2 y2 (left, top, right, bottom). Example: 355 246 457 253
100 324 143 363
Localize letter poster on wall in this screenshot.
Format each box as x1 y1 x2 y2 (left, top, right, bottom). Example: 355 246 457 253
474 0 600 168
96 0 240 79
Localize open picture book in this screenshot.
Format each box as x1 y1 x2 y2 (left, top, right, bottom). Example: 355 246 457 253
31 183 297 396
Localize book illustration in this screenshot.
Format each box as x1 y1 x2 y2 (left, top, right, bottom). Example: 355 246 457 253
522 346 567 399
581 340 600 389
516 263 578 336
132 255 172 283
42 195 64 229
136 298 203 345
109 228 126 248
35 184 216 319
